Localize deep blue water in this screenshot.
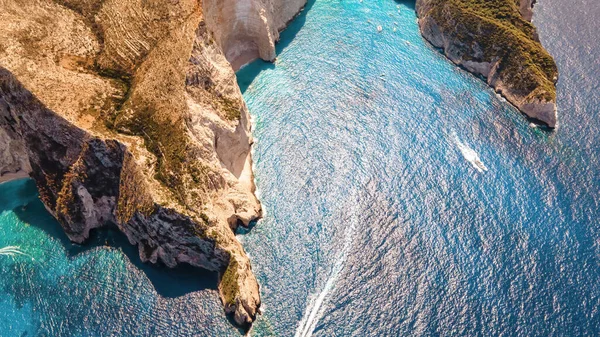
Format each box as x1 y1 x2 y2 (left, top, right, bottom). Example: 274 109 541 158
1 0 599 336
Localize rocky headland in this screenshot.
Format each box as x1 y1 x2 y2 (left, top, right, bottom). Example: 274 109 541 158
416 0 559 127
0 0 305 329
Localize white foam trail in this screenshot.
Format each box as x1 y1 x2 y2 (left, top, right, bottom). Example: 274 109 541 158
452 132 488 173
294 215 357 337
0 246 34 260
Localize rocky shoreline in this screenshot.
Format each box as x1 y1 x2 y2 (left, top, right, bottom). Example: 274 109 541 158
203 0 308 71
0 0 305 329
416 0 559 127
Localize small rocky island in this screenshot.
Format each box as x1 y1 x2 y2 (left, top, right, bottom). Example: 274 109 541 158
416 0 559 127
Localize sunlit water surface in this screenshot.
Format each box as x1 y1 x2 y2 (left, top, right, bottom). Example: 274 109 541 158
1 0 599 336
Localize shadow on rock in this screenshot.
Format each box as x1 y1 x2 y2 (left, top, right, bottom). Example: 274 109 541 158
8 180 218 298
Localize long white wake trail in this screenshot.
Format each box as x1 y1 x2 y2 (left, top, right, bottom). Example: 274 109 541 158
452 131 488 173
295 212 358 337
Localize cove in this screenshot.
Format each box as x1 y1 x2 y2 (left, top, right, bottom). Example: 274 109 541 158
239 0 600 336
1 0 599 336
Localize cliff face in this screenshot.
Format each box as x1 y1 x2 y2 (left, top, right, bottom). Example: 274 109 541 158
0 98 31 183
416 0 559 127
203 0 307 70
0 0 302 328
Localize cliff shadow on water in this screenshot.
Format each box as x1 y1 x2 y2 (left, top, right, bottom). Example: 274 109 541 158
7 179 218 298
236 0 317 94
0 179 39 213
394 0 416 11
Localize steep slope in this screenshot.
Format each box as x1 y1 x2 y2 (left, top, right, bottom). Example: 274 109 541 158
0 0 283 328
416 0 559 127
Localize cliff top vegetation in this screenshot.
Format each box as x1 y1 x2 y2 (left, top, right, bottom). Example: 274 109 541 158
423 0 557 102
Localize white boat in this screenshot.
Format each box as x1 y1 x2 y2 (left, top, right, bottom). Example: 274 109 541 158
473 158 488 172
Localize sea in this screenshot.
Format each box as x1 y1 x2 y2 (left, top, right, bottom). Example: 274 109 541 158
1 0 599 336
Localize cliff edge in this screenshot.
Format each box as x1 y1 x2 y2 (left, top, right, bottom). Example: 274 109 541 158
416 0 559 127
0 0 305 328
203 0 307 70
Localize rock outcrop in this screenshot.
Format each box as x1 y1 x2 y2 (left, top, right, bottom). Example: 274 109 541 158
416 0 559 127
0 0 303 328
203 0 308 70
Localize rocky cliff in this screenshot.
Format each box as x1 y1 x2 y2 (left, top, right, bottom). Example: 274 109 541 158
416 0 559 127
0 97 31 183
0 0 303 329
203 0 308 70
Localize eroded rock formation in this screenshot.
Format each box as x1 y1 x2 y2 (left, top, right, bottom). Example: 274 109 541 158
0 0 304 328
203 0 307 70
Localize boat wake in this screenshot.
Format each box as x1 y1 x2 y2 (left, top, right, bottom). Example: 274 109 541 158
452 132 488 173
0 246 34 260
294 211 358 337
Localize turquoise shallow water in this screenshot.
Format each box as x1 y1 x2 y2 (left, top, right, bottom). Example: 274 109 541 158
0 179 239 336
2 0 600 336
